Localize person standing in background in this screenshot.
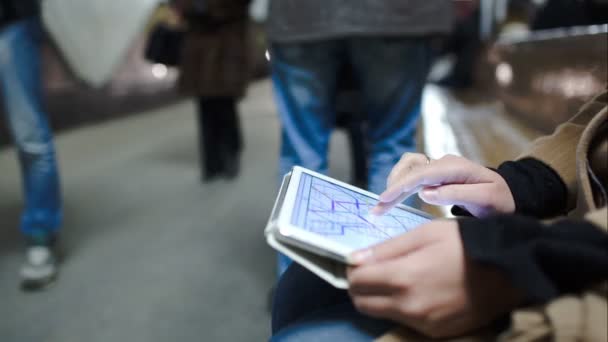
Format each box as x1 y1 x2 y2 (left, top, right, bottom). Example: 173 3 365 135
172 0 251 182
0 0 63 290
267 0 452 276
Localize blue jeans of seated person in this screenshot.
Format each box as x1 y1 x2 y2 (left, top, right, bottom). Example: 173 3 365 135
271 264 395 342
0 19 62 239
271 38 431 276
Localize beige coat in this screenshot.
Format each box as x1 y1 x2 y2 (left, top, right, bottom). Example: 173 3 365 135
378 91 608 341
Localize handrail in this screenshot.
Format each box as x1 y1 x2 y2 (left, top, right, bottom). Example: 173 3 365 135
497 24 608 45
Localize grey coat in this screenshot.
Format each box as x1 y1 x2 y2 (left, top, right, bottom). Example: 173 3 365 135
267 0 453 43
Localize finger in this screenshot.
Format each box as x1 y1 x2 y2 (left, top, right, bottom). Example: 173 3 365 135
377 168 429 204
386 153 431 188
351 293 431 331
371 192 409 216
372 154 432 216
350 295 396 319
350 227 430 265
419 183 493 208
348 257 409 290
348 281 395 296
376 156 484 210
367 228 430 263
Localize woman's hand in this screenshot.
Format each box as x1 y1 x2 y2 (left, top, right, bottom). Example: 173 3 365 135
347 221 522 338
372 154 515 218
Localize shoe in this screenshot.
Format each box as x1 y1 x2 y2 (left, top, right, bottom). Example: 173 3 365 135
266 286 275 313
202 170 221 183
221 153 241 180
20 235 58 292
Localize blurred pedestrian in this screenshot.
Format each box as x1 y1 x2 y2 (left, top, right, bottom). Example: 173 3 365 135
172 0 251 182
436 1 481 89
532 0 608 30
267 0 452 276
0 0 63 290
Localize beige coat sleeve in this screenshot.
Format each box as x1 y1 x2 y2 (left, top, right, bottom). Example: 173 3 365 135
585 207 608 232
519 91 607 210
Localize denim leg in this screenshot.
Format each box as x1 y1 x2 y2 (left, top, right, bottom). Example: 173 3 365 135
0 19 62 237
349 38 431 197
271 41 342 177
270 41 342 276
271 304 394 342
271 264 394 342
272 264 350 333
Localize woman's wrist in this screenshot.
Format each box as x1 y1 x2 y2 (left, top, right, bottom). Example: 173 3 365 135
495 158 568 218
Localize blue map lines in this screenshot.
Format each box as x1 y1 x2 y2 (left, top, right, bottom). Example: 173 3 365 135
291 174 430 249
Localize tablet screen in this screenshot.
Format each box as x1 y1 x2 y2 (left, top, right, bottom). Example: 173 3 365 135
291 173 430 250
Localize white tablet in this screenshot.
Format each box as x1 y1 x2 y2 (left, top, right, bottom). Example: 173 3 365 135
272 166 433 264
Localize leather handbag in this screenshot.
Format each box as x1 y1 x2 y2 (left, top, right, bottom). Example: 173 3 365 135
144 23 184 66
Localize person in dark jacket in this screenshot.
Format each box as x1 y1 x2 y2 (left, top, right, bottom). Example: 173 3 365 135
0 0 63 290
532 0 608 30
267 0 453 276
172 0 251 181
271 93 608 341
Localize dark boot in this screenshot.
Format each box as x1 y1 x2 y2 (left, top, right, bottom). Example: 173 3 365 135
218 97 243 180
198 98 223 182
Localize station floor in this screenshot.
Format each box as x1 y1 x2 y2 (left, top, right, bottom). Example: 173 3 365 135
0 80 542 342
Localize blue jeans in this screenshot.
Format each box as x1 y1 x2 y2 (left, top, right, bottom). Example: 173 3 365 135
271 264 395 342
0 19 62 238
271 38 431 275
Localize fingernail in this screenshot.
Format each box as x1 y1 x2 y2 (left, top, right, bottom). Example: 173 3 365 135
420 188 437 199
350 249 373 264
370 206 382 215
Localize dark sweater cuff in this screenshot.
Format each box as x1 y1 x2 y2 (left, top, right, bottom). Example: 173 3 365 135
451 205 474 217
459 215 608 304
496 158 568 218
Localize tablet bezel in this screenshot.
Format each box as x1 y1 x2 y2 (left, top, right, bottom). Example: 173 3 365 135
275 166 433 264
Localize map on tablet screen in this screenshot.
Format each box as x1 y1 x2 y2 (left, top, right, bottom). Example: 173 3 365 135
291 173 430 250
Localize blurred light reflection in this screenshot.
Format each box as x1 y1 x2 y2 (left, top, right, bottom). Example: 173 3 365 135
532 70 603 98
152 64 168 79
496 63 513 87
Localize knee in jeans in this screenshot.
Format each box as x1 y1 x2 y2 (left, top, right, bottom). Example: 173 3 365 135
0 36 14 66
18 141 51 155
16 139 55 168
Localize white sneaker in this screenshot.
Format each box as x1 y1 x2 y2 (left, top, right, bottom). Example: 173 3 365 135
20 245 58 291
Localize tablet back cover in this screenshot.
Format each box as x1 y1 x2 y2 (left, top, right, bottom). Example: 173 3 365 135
265 172 348 289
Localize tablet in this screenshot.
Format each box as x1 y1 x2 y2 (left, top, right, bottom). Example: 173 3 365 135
274 166 432 264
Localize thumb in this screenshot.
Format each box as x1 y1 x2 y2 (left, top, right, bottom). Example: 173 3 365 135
350 226 430 265
419 183 493 208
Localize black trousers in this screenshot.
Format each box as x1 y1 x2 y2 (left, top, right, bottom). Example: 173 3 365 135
197 97 243 176
271 264 394 339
